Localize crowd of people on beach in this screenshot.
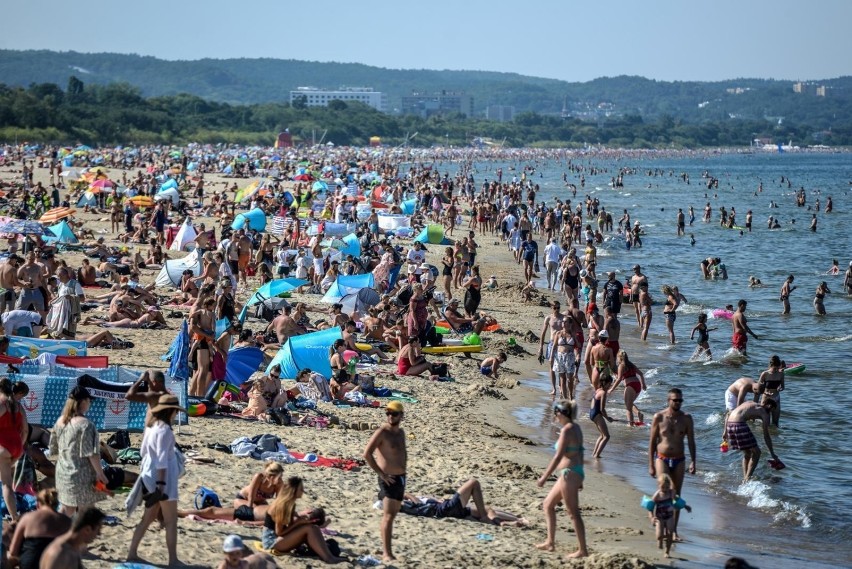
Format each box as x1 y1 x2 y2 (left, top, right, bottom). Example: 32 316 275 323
0 141 847 566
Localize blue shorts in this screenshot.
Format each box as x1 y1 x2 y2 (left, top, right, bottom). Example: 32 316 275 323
480 366 492 376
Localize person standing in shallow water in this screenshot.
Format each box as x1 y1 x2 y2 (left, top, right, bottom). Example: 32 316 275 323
779 275 796 314
731 300 758 356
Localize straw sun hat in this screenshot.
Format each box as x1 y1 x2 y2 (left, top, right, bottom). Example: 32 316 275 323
150 394 186 414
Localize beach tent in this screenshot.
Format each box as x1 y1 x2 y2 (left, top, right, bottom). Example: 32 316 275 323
265 327 342 378
377 214 410 231
169 218 197 252
413 224 452 245
159 178 178 192
76 192 98 208
321 273 375 304
155 250 202 288
231 208 267 231
401 198 417 215
155 187 180 206
238 278 307 322
225 347 264 386
338 233 361 257
43 220 79 244
339 287 381 316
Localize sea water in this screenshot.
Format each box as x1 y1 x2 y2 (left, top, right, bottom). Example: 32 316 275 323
448 151 852 566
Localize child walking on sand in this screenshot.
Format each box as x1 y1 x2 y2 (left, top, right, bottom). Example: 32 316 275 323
651 474 690 558
480 352 507 379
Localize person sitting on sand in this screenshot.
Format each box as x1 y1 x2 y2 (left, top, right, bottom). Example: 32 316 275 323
479 352 507 379
218 534 278 569
390 478 527 526
234 462 285 510
261 476 346 563
396 336 437 379
443 298 496 335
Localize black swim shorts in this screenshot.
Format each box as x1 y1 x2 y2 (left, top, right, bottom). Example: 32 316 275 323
234 504 255 521
378 474 406 502
435 493 470 519
103 466 125 491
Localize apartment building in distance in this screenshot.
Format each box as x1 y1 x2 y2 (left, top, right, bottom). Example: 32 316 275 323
290 87 388 112
400 90 474 118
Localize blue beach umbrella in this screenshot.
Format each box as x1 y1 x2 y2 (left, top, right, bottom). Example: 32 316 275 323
224 347 264 386
238 278 308 321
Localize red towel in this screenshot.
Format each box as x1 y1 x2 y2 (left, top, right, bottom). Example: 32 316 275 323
289 451 360 471
56 355 109 368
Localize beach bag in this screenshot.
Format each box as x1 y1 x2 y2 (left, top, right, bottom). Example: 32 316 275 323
268 406 292 426
430 362 448 377
107 429 131 450
194 486 221 509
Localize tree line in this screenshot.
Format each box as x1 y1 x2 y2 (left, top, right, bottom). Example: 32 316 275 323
1 78 850 148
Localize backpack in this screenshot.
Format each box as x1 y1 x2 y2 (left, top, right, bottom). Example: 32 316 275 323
107 429 131 450
194 486 221 509
430 362 449 377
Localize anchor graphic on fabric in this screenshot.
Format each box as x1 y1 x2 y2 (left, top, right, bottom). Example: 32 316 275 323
22 392 39 412
108 400 127 415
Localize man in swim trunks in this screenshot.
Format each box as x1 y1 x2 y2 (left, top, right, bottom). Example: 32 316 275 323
364 401 407 563
724 398 780 482
629 264 647 325
731 299 758 355
603 306 621 356
725 377 759 414
397 478 526 526
0 254 23 312
16 250 48 319
237 229 253 286
649 388 696 542
310 230 325 286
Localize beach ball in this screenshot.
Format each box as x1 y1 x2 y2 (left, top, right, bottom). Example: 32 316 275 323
188 403 206 417
342 350 359 363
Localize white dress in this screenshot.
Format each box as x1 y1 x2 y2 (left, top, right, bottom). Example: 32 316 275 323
139 421 179 501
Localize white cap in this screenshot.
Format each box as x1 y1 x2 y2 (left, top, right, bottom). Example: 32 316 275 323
223 534 244 553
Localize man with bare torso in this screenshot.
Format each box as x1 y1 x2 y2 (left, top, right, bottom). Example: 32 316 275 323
731 299 758 355
364 401 408 563
269 305 304 345
629 264 647 325
16 250 48 318
78 258 97 286
725 377 759 414
724 399 780 482
310 231 325 286
189 297 217 397
237 229 253 286
125 370 168 422
0 254 23 313
649 388 696 541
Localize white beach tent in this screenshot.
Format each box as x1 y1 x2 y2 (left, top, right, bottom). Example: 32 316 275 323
154 187 180 206
169 218 197 252
155 249 202 288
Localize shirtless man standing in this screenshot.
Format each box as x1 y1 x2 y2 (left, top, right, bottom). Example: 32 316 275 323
629 264 647 325
649 388 696 542
0 254 23 313
39 506 105 569
724 399 780 482
310 231 325 286
189 297 217 397
603 306 621 356
779 275 796 314
724 377 759 414
16 250 48 318
364 401 408 563
731 299 758 356
538 301 566 395
237 229 253 286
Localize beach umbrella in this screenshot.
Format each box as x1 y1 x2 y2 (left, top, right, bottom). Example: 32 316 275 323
128 195 155 207
224 347 265 386
293 174 314 181
239 278 308 322
234 180 261 203
312 180 328 192
39 207 76 224
90 179 115 191
320 237 347 250
0 220 46 236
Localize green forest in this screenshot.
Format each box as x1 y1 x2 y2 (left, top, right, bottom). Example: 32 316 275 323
1 77 851 148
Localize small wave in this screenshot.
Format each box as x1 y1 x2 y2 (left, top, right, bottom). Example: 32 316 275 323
735 480 811 528
644 368 659 379
829 334 852 343
704 412 724 426
656 344 676 351
703 470 722 485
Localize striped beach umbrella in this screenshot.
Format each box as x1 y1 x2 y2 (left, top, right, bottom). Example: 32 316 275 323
39 207 76 223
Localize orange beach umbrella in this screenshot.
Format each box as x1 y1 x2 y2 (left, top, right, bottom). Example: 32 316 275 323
39 207 76 223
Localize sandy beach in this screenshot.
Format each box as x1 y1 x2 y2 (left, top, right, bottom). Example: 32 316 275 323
2 163 664 569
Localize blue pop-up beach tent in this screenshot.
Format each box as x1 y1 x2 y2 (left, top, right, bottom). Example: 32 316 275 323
232 208 267 231
321 273 375 304
265 327 342 378
401 198 417 215
339 233 361 257
43 220 79 244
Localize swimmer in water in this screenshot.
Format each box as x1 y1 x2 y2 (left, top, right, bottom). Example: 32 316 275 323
690 313 716 359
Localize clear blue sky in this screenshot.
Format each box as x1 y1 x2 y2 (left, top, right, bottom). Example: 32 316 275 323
1 0 849 82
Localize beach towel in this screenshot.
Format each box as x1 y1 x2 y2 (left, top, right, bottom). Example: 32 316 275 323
289 451 360 471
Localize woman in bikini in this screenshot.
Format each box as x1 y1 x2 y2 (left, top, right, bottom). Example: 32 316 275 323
757 355 785 426
585 329 615 390
0 377 27 522
638 282 652 341
589 373 615 458
235 462 284 510
813 281 830 315
535 400 588 559
661 285 680 344
549 328 576 399
609 350 647 426
441 246 454 301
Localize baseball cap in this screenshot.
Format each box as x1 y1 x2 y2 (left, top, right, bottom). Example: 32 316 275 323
386 401 404 413
222 534 244 553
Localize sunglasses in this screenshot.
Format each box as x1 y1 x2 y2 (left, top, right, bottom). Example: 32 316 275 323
386 411 401 417
271 373 280 379
670 398 684 403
